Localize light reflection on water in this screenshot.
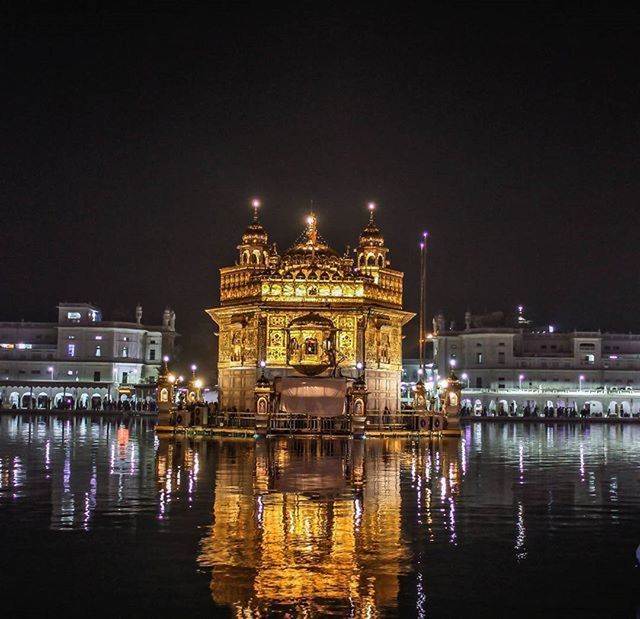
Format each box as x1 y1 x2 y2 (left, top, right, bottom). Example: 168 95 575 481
1 415 640 616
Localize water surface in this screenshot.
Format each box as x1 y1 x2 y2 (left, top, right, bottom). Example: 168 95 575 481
1 414 639 617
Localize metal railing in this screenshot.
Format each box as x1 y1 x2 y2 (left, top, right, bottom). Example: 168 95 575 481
268 413 350 434
365 412 425 432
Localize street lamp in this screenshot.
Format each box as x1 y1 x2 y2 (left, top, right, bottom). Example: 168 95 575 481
450 358 457 370
461 373 469 388
519 374 524 390
356 361 363 378
579 375 585 391
191 364 197 378
47 366 54 381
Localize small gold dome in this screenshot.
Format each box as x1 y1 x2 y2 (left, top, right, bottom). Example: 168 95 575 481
358 206 385 247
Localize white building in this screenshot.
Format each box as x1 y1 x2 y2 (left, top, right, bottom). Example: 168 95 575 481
0 303 177 410
428 310 640 416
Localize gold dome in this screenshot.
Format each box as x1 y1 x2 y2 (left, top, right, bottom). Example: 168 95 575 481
241 201 268 245
358 205 385 247
284 213 339 259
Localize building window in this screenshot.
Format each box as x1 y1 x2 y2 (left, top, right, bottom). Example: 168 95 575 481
584 354 595 365
122 372 128 384
122 346 128 358
66 312 81 322
67 335 76 340
67 343 75 357
476 377 483 388
95 345 101 357
498 352 505 364
93 371 101 382
149 349 156 361
95 335 103 341
31 370 40 374
123 337 130 342
476 352 483 364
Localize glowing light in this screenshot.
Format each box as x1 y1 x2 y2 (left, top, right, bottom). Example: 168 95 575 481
260 360 266 368
194 379 203 389
163 355 169 363
356 361 363 370
450 359 456 368
252 198 260 208
461 373 468 380
306 215 315 225
178 375 184 382
367 202 375 210
191 364 197 372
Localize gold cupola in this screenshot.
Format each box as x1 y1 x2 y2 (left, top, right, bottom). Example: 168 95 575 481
356 203 389 276
237 199 269 267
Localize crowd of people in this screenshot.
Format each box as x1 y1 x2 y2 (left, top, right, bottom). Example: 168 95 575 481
460 404 637 418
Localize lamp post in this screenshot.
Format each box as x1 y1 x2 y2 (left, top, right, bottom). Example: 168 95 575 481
48 366 54 381
579 375 585 391
461 373 469 389
519 374 524 390
191 364 197 378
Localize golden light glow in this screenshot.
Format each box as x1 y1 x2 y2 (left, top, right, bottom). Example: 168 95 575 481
168 374 176 383
195 379 203 389
193 437 437 617
207 204 415 411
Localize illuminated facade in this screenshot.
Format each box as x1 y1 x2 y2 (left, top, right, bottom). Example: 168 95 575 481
0 302 177 409
206 204 414 413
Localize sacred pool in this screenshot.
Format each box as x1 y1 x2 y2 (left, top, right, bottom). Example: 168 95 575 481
1 413 639 617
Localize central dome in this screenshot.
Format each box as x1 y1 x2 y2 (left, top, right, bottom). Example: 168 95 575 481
284 213 339 259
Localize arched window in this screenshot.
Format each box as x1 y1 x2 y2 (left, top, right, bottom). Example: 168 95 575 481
160 388 169 402
367 254 375 267
251 252 259 264
377 255 384 267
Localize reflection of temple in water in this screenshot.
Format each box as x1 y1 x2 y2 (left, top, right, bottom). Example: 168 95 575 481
156 436 462 618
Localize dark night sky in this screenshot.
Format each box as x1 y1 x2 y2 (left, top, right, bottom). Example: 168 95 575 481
1 5 639 378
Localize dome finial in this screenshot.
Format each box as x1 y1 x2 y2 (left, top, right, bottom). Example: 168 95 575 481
251 198 261 222
367 201 376 223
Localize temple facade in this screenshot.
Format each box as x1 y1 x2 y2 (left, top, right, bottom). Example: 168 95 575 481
206 203 414 414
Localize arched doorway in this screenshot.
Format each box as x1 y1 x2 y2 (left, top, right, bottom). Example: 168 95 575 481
21 393 35 409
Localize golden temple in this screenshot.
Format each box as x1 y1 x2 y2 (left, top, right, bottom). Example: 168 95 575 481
206 202 415 415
